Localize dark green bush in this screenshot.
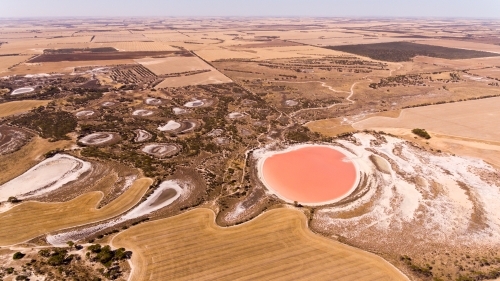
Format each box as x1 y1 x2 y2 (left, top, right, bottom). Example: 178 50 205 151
412 128 431 139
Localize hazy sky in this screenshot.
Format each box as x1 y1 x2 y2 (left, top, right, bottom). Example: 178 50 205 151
0 0 499 18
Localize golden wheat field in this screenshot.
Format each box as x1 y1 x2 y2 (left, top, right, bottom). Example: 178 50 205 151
0 55 33 72
0 100 51 118
112 208 408 281
0 177 152 245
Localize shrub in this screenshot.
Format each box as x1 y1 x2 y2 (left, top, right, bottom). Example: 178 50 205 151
13 252 25 260
412 128 431 139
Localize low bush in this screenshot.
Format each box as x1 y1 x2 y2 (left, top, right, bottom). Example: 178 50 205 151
412 128 431 139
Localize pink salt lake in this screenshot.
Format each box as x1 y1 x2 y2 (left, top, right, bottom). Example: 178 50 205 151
261 146 357 204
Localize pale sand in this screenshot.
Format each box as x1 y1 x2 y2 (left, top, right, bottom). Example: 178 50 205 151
353 97 500 143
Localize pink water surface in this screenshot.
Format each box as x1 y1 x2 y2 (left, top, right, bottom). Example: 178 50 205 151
262 146 357 204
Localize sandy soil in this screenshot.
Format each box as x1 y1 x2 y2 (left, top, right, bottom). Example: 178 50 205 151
136 56 212 75
0 100 51 118
0 55 33 73
353 97 500 142
155 69 232 88
5 59 138 76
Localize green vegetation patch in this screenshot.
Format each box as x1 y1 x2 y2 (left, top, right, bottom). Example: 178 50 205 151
325 42 500 62
12 107 77 140
412 128 431 139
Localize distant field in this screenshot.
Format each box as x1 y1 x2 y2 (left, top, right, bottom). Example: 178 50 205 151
28 51 182 63
415 39 500 54
136 56 212 75
353 97 500 142
110 42 179 52
0 100 51 118
155 70 232 88
0 55 33 72
8 59 138 75
326 42 500 62
0 177 152 245
93 34 152 43
112 208 408 281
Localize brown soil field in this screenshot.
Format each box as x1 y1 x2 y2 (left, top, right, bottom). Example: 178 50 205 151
155 70 232 88
353 97 500 142
29 51 181 63
0 100 51 118
0 137 72 185
326 42 500 62
112 208 408 281
0 177 152 245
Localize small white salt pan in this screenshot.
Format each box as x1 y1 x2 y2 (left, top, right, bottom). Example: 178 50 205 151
132 109 154 116
145 98 162 105
228 112 245 119
11 87 35 95
0 154 91 201
79 132 114 145
158 120 181 131
75 110 95 118
184 100 204 108
173 107 187 115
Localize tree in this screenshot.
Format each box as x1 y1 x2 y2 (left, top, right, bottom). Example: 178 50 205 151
13 252 25 260
7 197 20 203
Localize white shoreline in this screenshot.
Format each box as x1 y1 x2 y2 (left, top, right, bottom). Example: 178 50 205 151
254 143 361 207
